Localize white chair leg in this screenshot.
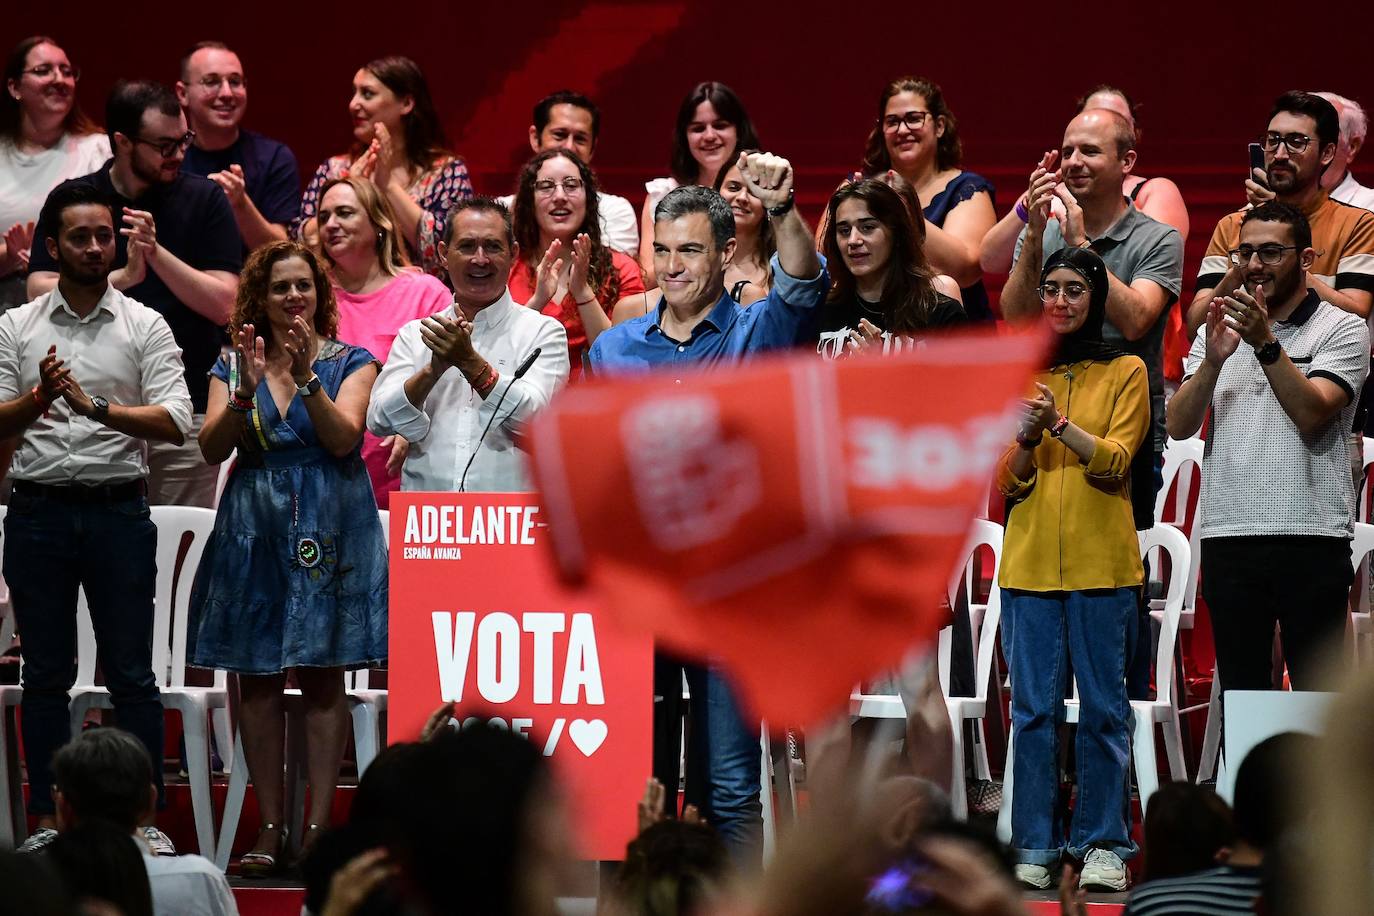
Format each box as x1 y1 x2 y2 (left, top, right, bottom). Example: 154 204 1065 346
350 702 379 778
949 709 968 820
1162 710 1187 781
0 706 15 849
759 724 775 864
212 706 232 775
178 700 217 861
1132 711 1160 814
214 733 249 871
1196 674 1223 783
972 719 992 782
996 727 1014 845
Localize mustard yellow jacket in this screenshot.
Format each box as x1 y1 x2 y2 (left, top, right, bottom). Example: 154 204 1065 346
996 355 1150 592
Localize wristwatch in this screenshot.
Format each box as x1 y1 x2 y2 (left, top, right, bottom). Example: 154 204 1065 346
1255 338 1282 365
766 190 795 218
296 376 322 397
1049 416 1070 439
90 395 109 422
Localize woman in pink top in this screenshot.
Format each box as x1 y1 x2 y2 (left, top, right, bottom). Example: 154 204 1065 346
507 149 644 378
317 176 450 506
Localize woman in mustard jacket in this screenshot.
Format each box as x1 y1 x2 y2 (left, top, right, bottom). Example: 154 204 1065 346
997 247 1149 892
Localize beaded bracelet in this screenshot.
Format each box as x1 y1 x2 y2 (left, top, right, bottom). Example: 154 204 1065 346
227 393 255 413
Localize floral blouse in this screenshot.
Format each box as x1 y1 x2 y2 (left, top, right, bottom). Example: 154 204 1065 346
296 153 474 276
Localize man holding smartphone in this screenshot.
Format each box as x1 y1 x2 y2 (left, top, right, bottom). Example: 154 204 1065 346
1168 202 1368 696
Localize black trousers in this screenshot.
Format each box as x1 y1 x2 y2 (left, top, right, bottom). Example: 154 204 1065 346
1201 535 1352 694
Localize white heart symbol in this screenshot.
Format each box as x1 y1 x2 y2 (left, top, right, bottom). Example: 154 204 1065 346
568 718 608 756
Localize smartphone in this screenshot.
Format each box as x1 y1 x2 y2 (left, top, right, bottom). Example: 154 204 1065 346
1248 143 1268 187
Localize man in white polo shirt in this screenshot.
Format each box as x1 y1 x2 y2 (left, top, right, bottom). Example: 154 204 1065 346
1168 201 1369 694
1 182 192 854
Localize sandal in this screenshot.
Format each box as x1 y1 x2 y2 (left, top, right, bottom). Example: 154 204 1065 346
238 823 287 878
298 823 326 862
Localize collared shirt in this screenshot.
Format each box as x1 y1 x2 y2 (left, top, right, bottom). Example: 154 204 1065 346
138 838 239 916
587 253 830 377
28 161 243 411
182 128 302 239
1331 170 1374 214
0 284 193 485
1015 201 1184 451
1183 290 1370 539
367 290 569 491
494 190 639 255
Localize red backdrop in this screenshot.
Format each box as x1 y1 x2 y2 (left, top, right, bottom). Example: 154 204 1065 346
13 0 1371 291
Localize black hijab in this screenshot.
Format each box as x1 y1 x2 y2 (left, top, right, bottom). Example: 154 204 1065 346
1042 247 1128 368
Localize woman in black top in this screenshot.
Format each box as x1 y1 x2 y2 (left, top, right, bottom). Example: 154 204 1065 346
815 178 965 358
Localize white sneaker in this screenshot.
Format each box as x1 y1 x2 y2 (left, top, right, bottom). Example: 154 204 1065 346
1014 863 1053 889
15 826 58 854
1079 848 1129 891
141 825 177 857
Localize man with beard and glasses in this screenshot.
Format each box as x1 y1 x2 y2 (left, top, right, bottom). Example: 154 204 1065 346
177 41 301 250
1167 202 1369 696
0 182 191 854
26 80 241 507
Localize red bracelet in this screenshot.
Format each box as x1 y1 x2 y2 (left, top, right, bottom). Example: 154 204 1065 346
1049 416 1070 439
31 385 50 408
476 366 499 397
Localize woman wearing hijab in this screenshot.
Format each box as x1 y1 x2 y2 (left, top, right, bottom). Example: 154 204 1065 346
995 247 1150 894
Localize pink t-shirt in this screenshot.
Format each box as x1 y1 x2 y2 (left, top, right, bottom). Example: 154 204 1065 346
334 270 452 507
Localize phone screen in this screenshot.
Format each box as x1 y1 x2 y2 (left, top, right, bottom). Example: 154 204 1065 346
1248 143 1267 186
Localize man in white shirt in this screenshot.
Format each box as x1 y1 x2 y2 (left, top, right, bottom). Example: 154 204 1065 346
2 183 192 854
496 91 639 255
51 728 238 916
369 198 568 491
1316 91 1374 212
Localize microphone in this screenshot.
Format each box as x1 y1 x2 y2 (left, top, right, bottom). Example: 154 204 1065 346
458 347 542 493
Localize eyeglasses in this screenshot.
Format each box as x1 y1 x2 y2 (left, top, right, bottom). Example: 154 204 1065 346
881 111 931 133
1038 282 1091 304
196 74 245 91
1260 132 1313 154
533 178 584 196
132 130 196 158
1228 244 1299 266
22 63 80 81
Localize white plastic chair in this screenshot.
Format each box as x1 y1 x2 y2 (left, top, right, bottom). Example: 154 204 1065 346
1155 437 1204 624
216 507 391 870
851 518 1005 820
998 525 1191 843
1360 437 1374 524
67 506 225 859
1350 523 1374 663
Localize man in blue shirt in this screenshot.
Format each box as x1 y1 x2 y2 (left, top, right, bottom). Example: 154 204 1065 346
588 151 827 862
177 41 301 251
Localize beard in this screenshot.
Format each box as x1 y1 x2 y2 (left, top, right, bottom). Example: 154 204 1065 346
56 248 111 288
1265 162 1311 195
130 153 175 186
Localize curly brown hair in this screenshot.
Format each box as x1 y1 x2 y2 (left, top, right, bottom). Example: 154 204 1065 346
861 77 963 176
230 241 339 350
511 149 619 304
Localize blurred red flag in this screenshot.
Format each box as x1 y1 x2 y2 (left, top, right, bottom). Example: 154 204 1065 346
528 328 1045 724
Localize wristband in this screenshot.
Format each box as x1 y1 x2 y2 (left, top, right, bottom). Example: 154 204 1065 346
476 366 499 398
31 385 51 409
227 394 254 413
1014 200 1030 223
1049 416 1070 439
574 297 598 308
766 190 795 218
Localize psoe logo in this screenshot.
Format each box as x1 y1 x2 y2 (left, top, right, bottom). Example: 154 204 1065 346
847 412 1017 491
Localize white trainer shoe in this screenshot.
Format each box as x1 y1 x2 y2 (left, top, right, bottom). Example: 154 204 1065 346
1079 848 1129 891
1014 863 1053 889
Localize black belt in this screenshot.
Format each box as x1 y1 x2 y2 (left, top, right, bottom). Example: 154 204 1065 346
13 479 147 504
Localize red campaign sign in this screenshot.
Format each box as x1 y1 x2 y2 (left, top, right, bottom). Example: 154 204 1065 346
528 328 1046 726
387 492 653 860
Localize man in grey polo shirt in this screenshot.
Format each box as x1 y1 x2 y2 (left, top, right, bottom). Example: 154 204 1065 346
1000 107 1184 696
1168 202 1368 694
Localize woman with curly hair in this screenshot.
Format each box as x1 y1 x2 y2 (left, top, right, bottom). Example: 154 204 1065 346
814 178 965 358
188 240 386 875
507 149 644 377
861 76 995 320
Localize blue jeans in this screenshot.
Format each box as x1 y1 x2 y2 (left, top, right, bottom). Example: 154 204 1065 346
3 490 163 815
1003 587 1138 866
682 664 761 864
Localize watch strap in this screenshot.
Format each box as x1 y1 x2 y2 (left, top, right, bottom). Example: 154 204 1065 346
297 376 322 396
1049 416 1070 438
1255 339 1282 365
766 190 795 218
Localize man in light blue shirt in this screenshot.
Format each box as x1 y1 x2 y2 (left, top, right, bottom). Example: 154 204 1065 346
588 151 827 863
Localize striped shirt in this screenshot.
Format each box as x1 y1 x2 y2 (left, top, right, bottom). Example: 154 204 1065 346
1123 865 1264 915
1197 193 1374 303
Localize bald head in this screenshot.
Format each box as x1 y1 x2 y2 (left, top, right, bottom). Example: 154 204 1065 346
1068 108 1136 158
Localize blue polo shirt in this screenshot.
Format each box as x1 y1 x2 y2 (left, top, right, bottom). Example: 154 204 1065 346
181 129 301 230
587 254 829 376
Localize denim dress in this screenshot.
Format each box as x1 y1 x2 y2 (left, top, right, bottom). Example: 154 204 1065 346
188 340 388 674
